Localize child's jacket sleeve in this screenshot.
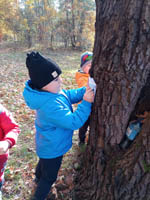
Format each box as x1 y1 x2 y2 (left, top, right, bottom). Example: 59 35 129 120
41 88 92 131
64 87 86 104
0 105 20 148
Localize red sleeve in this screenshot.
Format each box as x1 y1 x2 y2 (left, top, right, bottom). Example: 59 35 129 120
0 104 20 148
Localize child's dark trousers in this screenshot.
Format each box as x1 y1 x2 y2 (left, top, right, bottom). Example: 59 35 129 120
79 117 90 143
33 155 63 200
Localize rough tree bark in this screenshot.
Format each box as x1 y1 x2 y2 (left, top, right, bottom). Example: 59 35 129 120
74 0 150 200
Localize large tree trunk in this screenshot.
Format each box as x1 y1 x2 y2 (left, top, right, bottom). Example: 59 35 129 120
74 0 150 200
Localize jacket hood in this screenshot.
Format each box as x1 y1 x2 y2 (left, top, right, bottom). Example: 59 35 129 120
23 80 57 110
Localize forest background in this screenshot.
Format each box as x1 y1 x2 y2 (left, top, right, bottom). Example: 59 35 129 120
0 0 95 50
0 0 96 199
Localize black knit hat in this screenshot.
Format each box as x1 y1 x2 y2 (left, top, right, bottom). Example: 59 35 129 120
26 52 62 89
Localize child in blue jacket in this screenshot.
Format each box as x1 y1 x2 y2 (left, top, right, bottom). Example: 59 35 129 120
23 52 94 200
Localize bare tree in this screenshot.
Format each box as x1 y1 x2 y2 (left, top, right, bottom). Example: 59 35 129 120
74 0 150 199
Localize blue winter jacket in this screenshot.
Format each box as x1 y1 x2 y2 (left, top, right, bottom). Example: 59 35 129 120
23 81 92 159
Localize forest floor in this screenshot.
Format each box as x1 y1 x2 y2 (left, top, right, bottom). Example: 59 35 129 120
0 44 86 200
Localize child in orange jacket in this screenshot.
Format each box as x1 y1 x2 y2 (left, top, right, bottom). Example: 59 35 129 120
75 52 93 145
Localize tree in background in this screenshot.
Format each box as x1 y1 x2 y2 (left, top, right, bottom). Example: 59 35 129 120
19 0 36 48
58 0 95 49
18 0 58 48
74 0 150 199
0 0 20 41
0 0 95 49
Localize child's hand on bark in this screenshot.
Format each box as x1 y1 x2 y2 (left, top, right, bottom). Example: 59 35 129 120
83 85 95 103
